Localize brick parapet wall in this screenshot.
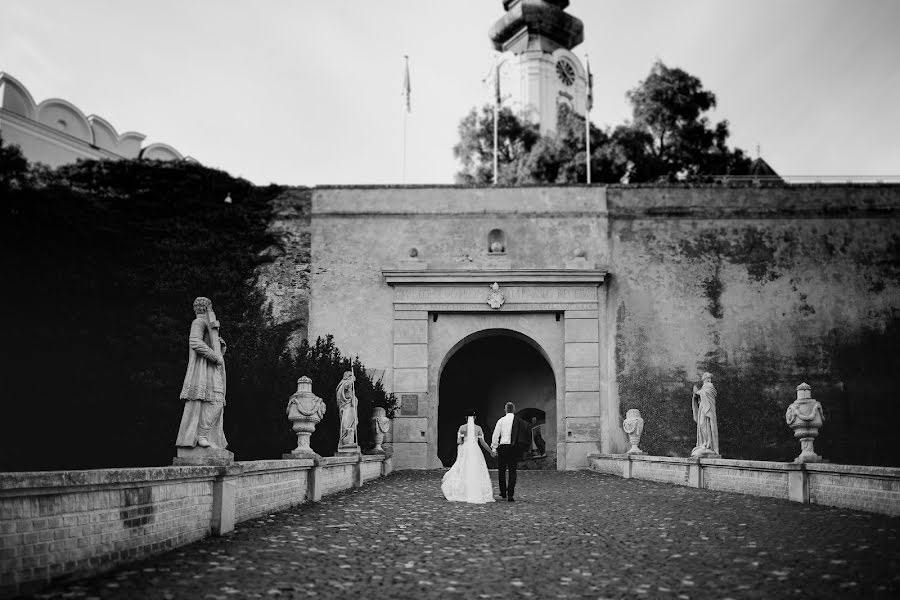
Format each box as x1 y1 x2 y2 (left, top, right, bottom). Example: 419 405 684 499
702 464 790 500
584 455 627 477
0 454 387 598
630 456 691 486
587 454 899 515
234 467 309 523
806 464 900 516
360 455 385 483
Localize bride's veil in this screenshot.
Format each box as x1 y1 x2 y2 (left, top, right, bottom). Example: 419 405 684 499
465 416 476 448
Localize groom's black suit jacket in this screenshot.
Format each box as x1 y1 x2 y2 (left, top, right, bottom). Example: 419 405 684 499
509 415 532 454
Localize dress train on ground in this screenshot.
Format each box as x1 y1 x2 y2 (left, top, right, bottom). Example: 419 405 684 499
441 417 494 504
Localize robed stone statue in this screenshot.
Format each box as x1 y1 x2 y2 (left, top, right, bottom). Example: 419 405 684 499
690 372 720 458
336 370 359 453
174 296 232 465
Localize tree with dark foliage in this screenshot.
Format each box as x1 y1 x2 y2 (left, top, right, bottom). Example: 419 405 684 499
453 60 751 184
0 155 394 471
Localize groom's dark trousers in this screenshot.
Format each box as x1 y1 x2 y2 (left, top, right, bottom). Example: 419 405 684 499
497 444 521 498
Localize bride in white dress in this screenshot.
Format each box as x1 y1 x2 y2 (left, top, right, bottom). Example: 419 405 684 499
441 412 495 503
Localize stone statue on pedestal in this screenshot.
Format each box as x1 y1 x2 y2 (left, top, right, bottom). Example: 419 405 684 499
785 382 825 463
690 372 720 458
174 297 233 465
336 371 359 454
284 376 326 459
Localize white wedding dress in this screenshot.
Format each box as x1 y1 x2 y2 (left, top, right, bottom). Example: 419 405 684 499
441 416 494 503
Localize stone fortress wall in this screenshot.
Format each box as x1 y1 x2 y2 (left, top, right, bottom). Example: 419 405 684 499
607 185 900 464
263 184 900 470
0 72 189 167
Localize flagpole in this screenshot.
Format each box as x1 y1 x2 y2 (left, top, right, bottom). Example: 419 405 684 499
403 105 408 184
585 108 591 184
402 55 410 184
585 54 592 185
493 55 500 185
493 104 499 185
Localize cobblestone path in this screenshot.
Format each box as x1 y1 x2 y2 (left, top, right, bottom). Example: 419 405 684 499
30 471 899 599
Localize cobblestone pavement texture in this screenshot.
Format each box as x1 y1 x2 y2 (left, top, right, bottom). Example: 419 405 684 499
27 471 900 599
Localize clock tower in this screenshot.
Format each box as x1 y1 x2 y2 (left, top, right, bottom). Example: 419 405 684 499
489 0 586 134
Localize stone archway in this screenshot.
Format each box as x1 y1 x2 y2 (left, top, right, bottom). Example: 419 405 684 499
437 332 557 468
382 268 610 470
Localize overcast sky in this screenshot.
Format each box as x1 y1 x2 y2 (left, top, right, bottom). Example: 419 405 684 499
2 0 898 186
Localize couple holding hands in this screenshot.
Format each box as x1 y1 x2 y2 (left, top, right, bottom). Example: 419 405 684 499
441 402 532 503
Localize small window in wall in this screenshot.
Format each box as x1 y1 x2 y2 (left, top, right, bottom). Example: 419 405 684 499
487 229 506 254
56 119 68 130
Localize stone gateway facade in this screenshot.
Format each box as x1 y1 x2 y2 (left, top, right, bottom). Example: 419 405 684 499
267 184 900 470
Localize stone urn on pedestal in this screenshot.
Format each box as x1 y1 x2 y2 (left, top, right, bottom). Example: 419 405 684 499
785 382 825 463
283 376 326 459
622 409 645 455
371 407 391 454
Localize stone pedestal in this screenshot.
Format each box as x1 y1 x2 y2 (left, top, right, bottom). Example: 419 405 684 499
786 382 825 463
690 447 721 459
283 449 320 459
173 447 234 466
337 445 360 456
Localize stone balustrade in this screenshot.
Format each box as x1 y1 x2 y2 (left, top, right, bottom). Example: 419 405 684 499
586 453 900 516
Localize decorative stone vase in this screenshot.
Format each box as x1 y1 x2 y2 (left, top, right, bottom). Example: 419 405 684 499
284 376 326 459
371 407 391 453
785 382 825 463
622 408 645 455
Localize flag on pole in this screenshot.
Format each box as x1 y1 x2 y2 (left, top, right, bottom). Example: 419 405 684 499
585 56 594 111
403 56 411 113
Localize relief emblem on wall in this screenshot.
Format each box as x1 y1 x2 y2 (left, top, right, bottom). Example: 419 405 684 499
487 282 505 309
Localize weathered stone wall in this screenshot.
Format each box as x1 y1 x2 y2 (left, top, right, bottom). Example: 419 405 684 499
270 183 900 468
259 188 313 343
608 185 900 465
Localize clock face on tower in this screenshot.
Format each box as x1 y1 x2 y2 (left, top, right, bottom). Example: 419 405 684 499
556 59 575 86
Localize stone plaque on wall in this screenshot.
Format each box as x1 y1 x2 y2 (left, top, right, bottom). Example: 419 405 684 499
400 394 419 416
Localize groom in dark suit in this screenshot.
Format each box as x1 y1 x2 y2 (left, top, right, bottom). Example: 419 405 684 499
490 402 531 502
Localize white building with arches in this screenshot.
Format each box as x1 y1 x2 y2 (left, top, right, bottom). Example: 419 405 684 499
0 72 190 167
